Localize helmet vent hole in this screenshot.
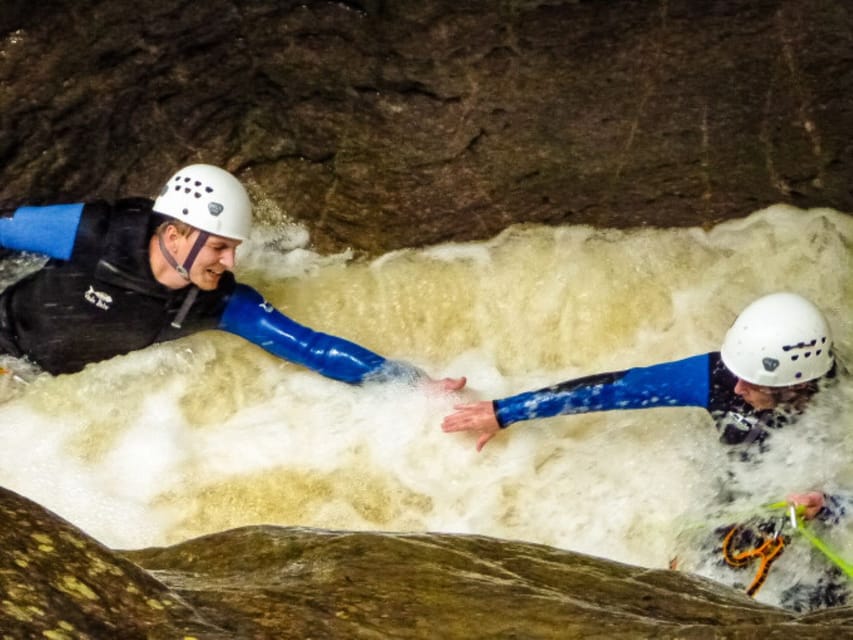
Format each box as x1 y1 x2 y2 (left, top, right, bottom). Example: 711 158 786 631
791 355 799 361
184 188 192 194
181 208 189 215
795 372 803 379
205 187 213 193
194 192 202 198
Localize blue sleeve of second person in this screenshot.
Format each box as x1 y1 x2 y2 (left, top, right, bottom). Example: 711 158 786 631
0 204 85 259
218 284 424 385
494 353 712 428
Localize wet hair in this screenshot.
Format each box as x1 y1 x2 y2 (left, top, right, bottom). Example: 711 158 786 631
771 358 838 411
156 219 195 237
768 382 818 411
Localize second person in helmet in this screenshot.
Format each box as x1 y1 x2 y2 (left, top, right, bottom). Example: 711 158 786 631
441 292 837 514
443 292 835 448
0 163 466 391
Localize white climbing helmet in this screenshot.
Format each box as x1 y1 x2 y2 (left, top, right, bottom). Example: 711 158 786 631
153 164 252 241
720 292 833 387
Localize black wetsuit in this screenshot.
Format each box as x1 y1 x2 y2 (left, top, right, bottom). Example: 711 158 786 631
0 199 417 382
0 199 232 374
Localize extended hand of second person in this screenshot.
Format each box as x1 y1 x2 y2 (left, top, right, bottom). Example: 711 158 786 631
441 400 500 452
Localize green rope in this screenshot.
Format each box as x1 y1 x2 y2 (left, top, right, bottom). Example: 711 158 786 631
766 501 853 579
793 513 853 578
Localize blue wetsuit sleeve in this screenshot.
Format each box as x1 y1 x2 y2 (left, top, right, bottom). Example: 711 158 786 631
218 283 426 385
494 353 712 428
0 204 85 259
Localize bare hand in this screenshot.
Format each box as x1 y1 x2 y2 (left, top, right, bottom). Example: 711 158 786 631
439 376 467 392
442 400 500 452
787 491 825 520
423 376 467 393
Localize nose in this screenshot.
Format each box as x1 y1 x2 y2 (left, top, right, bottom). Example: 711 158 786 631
219 247 236 269
733 378 748 396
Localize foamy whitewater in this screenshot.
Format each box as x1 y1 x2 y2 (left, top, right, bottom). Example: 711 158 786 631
0 204 850 609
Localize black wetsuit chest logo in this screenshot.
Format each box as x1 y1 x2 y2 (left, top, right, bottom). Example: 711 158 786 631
83 284 113 311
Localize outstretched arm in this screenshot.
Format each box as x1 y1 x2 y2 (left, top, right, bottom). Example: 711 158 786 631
219 283 465 390
443 353 711 450
0 204 85 259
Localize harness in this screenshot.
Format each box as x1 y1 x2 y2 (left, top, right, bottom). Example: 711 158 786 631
721 503 853 597
721 524 787 596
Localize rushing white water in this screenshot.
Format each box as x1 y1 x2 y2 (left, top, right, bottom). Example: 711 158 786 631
0 204 850 610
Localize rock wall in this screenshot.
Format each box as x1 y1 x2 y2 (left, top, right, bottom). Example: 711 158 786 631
2 486 851 639
0 0 851 253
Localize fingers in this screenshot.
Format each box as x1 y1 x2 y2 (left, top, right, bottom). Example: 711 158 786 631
441 414 472 433
441 397 501 451
441 376 467 392
786 491 823 507
476 432 494 452
786 491 825 520
423 376 467 394
441 403 487 432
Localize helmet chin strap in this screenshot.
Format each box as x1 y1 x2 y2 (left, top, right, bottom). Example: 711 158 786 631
157 229 210 281
157 228 210 329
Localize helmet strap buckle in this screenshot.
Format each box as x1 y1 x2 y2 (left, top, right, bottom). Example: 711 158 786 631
158 228 209 282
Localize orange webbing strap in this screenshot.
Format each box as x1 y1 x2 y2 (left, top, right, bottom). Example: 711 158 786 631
722 525 786 597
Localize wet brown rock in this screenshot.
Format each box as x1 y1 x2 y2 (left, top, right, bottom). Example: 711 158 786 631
0 487 228 639
0 1 851 254
125 526 853 639
2 486 852 639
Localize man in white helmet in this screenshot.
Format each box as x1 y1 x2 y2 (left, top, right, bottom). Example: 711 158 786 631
443 293 847 609
442 293 838 514
0 164 465 391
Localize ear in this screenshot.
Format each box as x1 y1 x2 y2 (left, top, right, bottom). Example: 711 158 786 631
163 224 182 252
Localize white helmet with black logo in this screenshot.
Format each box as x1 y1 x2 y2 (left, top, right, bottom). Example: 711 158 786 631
153 164 252 241
720 292 833 387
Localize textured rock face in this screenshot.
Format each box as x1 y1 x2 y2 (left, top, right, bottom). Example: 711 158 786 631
0 1 851 253
2 486 852 639
0 486 228 639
